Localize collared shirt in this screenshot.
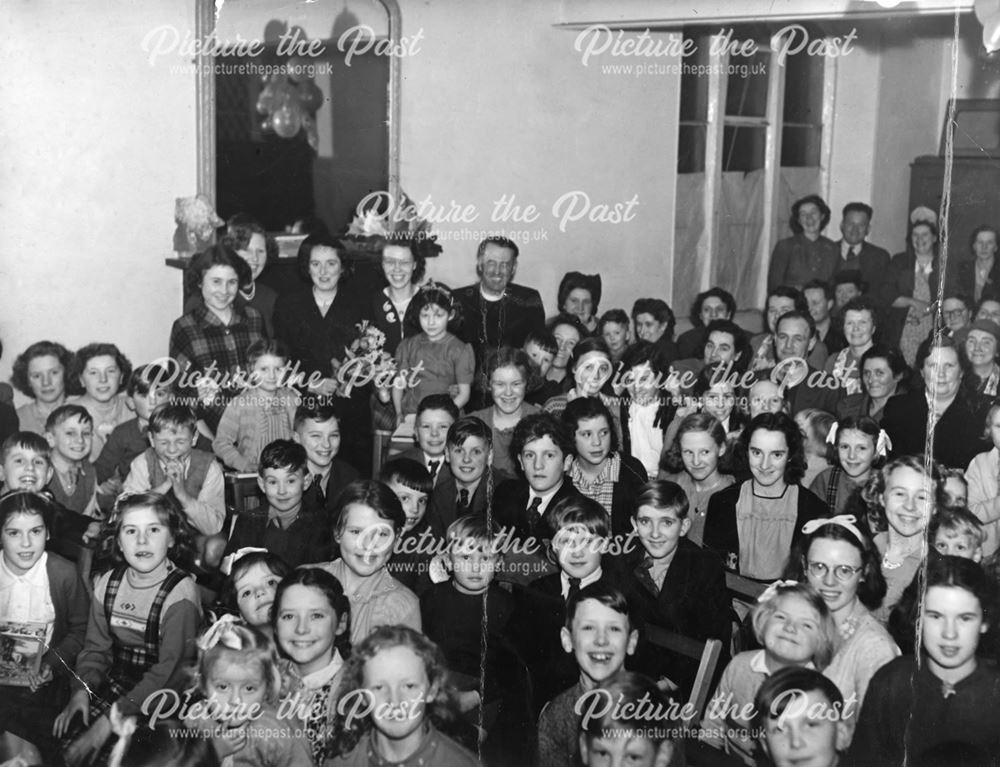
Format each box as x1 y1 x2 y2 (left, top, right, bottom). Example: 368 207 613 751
841 242 862 261
0 553 56 644
569 454 620 515
528 482 563 516
560 567 602 600
301 651 345 689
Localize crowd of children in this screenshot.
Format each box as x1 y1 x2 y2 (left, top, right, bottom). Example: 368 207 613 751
4 218 1000 767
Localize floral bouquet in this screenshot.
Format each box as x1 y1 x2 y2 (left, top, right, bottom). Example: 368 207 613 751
331 320 396 398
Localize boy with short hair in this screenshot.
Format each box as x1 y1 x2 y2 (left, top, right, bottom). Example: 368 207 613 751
427 415 507 536
380 457 435 594
930 505 985 562
44 405 99 520
293 402 359 522
494 411 581 542
123 403 225 534
398 394 459 486
0 432 54 493
420 515 514 717
94 362 175 489
537 583 639 767
513 495 619 712
224 439 330 567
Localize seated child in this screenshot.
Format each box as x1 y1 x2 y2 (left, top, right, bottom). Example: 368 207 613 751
702 581 837 765
294 402 360 523
397 394 459 487
123 404 225 535
852 556 1000 765
68 342 134 461
317 479 421 643
599 308 631 366
272 568 351 765
931 505 984 562
427 415 507 536
218 549 290 640
212 340 299 472
54 492 201 765
578 671 685 767
420 516 514 721
393 283 474 423
621 480 731 696
380 458 435 595
513 495 620 711
537 583 639 767
523 329 561 406
224 440 330 568
0 492 89 767
753 668 850 767
94 362 175 493
0 432 53 494
796 408 835 488
44 405 100 528
185 616 313 766
327 625 479 766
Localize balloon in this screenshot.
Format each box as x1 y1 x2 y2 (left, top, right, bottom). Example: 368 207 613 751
272 104 302 138
287 56 313 83
298 82 324 113
985 11 1000 53
976 0 1000 24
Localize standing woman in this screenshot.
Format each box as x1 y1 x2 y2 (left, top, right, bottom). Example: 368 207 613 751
704 412 827 579
766 195 839 292
370 236 427 356
273 235 372 473
169 244 265 433
954 225 1000 303
881 218 940 367
11 341 73 436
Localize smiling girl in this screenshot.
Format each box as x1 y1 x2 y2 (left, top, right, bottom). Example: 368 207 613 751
69 343 134 461
11 341 73 437
809 415 888 521
851 556 1000 765
704 412 827 580
318 480 421 643
53 492 200 766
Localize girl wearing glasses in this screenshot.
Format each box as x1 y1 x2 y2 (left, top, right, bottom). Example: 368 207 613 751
784 515 899 742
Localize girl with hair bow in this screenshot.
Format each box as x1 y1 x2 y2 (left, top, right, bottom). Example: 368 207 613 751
809 415 891 527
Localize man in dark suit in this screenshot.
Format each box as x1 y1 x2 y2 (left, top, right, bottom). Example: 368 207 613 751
834 202 891 311
761 310 842 416
453 237 545 401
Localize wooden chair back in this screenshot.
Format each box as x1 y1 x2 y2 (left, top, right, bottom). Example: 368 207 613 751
644 624 723 724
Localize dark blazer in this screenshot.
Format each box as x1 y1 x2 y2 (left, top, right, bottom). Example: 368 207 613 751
492 477 583 543
833 239 892 308
426 466 510 537
703 481 827 576
453 282 545 369
302 458 360 525
44 552 90 680
879 251 942 349
881 388 989 469
224 502 332 568
609 454 649 540
951 257 1000 303
620 538 731 695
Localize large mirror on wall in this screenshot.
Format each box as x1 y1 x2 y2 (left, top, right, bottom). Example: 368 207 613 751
195 0 400 246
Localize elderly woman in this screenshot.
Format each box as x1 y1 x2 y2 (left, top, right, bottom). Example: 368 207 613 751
766 194 839 292
837 344 908 424
11 341 73 435
556 271 602 334
954 225 1000 303
881 218 940 366
169 245 265 431
273 235 372 472
881 335 987 469
783 516 898 740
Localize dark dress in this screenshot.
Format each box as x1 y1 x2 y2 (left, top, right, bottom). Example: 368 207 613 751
881 388 988 469
273 286 373 474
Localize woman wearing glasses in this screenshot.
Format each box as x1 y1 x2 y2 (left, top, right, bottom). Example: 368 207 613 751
784 515 899 742
370 236 431 356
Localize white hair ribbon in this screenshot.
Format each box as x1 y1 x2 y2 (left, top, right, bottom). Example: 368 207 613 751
219 546 269 576
802 514 866 544
825 422 839 446
757 579 799 604
197 613 244 653
875 429 892 458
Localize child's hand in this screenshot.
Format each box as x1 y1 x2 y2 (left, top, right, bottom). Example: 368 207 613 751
27 662 53 692
82 521 102 543
64 716 111 767
213 724 249 759
53 689 90 737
